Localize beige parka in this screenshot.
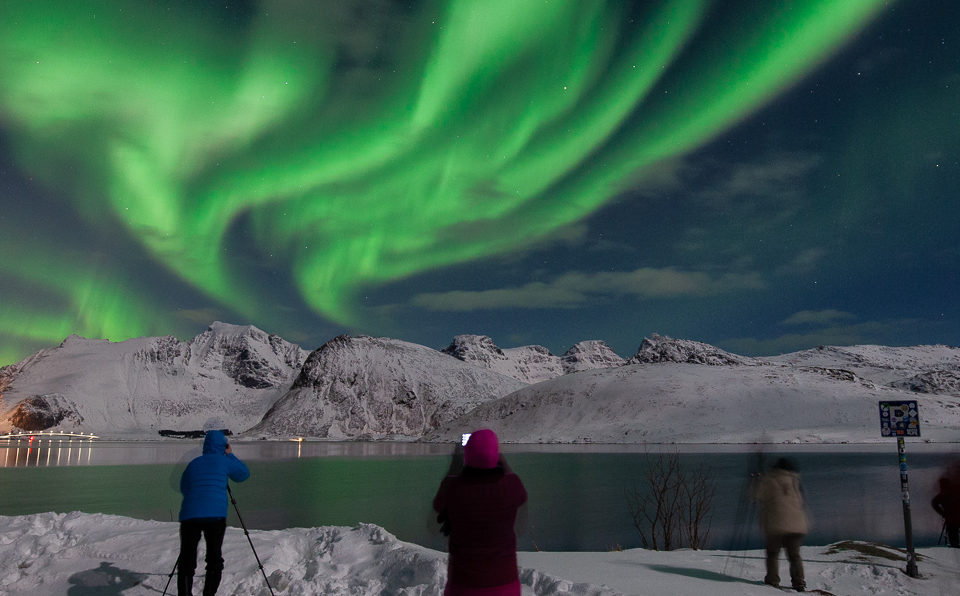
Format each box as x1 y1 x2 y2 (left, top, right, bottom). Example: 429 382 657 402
753 468 810 536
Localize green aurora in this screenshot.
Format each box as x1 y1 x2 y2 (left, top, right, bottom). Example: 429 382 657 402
0 1 889 364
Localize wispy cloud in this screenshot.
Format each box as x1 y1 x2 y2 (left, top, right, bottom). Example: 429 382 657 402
781 309 855 326
411 267 764 312
776 247 829 276
715 153 822 198
722 318 926 356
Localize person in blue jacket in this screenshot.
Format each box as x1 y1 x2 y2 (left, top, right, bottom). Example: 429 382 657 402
177 430 249 596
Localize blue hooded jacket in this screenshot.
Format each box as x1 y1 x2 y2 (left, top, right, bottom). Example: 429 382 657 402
179 430 250 521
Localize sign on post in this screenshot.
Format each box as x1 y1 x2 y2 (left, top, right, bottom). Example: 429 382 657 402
879 400 920 578
879 401 921 437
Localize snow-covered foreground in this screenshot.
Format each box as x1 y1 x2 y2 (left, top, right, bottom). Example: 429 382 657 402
2 512 958 595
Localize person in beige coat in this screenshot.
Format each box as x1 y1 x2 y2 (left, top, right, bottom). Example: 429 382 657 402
752 458 809 591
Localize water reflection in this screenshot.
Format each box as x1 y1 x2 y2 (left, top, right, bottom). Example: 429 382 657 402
0 437 458 469
1 436 98 468
0 442 957 551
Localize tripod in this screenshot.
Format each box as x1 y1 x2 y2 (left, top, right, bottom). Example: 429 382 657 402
229 485 275 596
162 486 275 596
723 448 766 578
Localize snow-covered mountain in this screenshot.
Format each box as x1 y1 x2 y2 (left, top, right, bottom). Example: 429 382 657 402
440 334 625 383
430 340 960 444
247 335 524 440
761 344 960 389
630 333 758 366
0 322 308 437
2 325 958 443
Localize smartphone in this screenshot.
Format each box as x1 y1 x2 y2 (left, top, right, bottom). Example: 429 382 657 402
461 433 471 447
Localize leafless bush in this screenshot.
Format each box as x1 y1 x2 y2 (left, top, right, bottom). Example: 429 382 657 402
626 449 717 550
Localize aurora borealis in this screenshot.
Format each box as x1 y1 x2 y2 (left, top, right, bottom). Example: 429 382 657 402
1 0 958 365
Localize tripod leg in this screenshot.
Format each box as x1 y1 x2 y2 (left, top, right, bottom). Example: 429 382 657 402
161 555 179 596
228 485 276 596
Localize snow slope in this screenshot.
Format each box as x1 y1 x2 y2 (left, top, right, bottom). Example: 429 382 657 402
430 360 960 444
1 511 957 595
247 334 525 440
0 322 307 437
762 344 960 388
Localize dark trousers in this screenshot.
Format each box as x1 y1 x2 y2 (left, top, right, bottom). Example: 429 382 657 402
947 523 960 548
765 532 805 589
178 518 227 596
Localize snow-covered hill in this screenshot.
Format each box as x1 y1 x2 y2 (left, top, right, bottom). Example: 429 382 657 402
428 359 960 444
762 343 960 395
0 322 308 437
2 325 958 443
247 334 524 440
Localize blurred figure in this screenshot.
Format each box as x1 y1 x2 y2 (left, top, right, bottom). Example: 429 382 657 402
433 429 527 596
932 462 960 548
177 430 250 596
752 457 809 592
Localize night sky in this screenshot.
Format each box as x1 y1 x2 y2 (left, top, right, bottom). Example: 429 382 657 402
1 0 957 366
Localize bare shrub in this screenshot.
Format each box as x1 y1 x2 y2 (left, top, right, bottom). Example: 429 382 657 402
626 449 717 550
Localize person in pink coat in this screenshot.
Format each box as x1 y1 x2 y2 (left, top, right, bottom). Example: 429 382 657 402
433 429 528 596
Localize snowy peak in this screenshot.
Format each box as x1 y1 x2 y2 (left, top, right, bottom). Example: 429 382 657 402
442 334 560 383
0 323 308 436
442 334 625 383
188 321 308 389
252 334 524 439
441 334 506 364
632 334 755 366
560 340 627 373
500 345 564 384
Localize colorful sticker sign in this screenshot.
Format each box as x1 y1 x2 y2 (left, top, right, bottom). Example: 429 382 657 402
879 400 921 437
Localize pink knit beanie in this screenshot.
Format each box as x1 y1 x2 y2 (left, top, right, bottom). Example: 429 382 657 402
463 429 499 469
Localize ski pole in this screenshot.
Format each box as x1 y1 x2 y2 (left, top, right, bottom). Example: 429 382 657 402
228 485 275 596
161 554 179 596
939 521 946 545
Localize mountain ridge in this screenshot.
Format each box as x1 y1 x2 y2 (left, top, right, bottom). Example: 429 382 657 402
1 323 958 442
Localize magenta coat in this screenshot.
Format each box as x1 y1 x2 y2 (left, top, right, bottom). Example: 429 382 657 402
433 467 528 594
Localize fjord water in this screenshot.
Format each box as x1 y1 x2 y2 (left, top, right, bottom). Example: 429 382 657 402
1 441 955 552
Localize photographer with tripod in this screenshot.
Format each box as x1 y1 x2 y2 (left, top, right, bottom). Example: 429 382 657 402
175 430 250 596
932 462 960 548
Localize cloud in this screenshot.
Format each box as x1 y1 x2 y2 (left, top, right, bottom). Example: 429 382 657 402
781 309 855 327
411 267 764 312
721 318 926 356
776 247 829 276
719 153 822 198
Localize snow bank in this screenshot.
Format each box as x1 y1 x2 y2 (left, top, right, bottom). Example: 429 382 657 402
2 512 958 595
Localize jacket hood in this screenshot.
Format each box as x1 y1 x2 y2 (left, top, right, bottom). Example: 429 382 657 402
202 430 229 455
464 429 499 469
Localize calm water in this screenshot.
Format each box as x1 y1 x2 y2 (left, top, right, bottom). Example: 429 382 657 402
1 440 957 552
